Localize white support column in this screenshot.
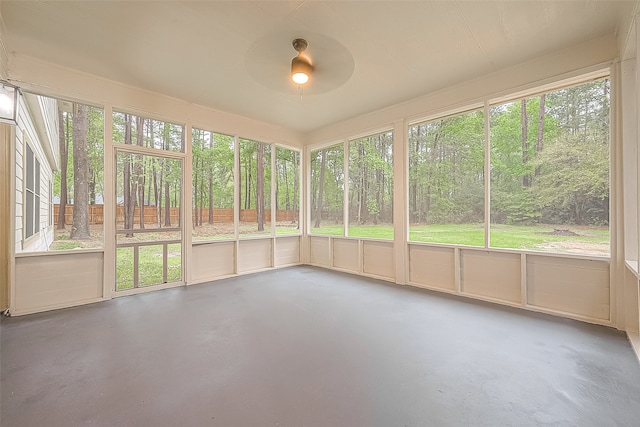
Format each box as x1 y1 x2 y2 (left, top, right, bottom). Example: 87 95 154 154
184 123 193 285
103 105 115 299
393 119 408 285
609 61 622 326
454 247 461 293
484 101 491 249
270 143 276 267
233 135 240 273
521 253 527 307
4 124 16 312
343 139 349 237
301 145 310 264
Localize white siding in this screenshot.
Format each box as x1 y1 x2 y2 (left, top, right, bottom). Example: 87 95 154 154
15 93 56 253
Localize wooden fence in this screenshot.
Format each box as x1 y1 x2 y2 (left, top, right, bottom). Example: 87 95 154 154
54 205 297 225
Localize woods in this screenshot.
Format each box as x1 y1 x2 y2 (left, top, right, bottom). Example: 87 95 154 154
55 103 104 240
112 112 184 233
51 78 609 254
407 79 609 236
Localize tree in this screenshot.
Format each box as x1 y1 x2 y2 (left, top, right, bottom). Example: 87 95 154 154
256 142 265 231
314 149 327 228
57 110 69 230
70 104 90 239
521 99 530 187
123 114 134 236
535 94 546 177
163 122 171 227
135 116 145 229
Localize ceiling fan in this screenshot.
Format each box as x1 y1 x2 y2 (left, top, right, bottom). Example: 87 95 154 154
245 32 355 96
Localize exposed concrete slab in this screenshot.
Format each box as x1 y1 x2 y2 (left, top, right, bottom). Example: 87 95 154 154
2 266 640 426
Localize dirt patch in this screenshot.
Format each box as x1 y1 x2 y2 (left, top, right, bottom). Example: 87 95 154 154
535 241 610 256
537 228 581 237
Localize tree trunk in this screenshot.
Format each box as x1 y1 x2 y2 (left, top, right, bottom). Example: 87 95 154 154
153 163 160 227
199 158 205 226
314 149 327 228
164 180 171 227
535 94 546 177
70 104 90 239
136 116 145 229
57 110 69 230
521 99 530 187
194 156 199 228
256 142 265 231
123 114 133 236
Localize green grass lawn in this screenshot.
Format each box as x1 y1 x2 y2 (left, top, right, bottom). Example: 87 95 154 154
310 223 609 255
116 243 182 291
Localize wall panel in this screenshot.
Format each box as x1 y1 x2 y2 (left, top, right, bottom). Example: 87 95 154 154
625 266 639 333
527 255 610 321
333 238 359 272
275 236 300 266
14 252 103 314
409 245 455 291
461 250 521 304
309 236 331 267
363 241 394 280
192 241 235 283
238 239 271 273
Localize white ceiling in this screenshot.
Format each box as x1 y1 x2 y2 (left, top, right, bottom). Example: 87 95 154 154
2 1 638 134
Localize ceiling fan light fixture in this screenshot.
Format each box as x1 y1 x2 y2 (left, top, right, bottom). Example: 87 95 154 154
291 38 313 85
291 56 312 85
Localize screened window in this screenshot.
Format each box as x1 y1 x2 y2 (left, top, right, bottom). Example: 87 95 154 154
113 112 184 152
408 109 485 245
239 138 271 237
275 147 300 235
50 102 104 250
348 131 393 239
489 79 610 256
24 144 40 239
192 129 235 241
310 143 344 235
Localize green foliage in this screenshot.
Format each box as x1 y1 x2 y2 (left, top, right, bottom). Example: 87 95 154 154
348 131 393 225
310 143 344 227
532 134 609 225
409 109 485 225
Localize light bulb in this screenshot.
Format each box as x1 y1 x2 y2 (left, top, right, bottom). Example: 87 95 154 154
292 72 309 85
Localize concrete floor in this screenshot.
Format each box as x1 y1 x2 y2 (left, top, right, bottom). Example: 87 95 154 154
1 266 640 426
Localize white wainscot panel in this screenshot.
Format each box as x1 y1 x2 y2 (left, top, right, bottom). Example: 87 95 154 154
15 252 104 314
275 236 300 266
309 236 331 267
624 267 639 333
461 250 521 304
409 245 455 291
333 238 359 272
526 255 609 321
363 240 394 280
238 239 272 273
192 241 235 283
